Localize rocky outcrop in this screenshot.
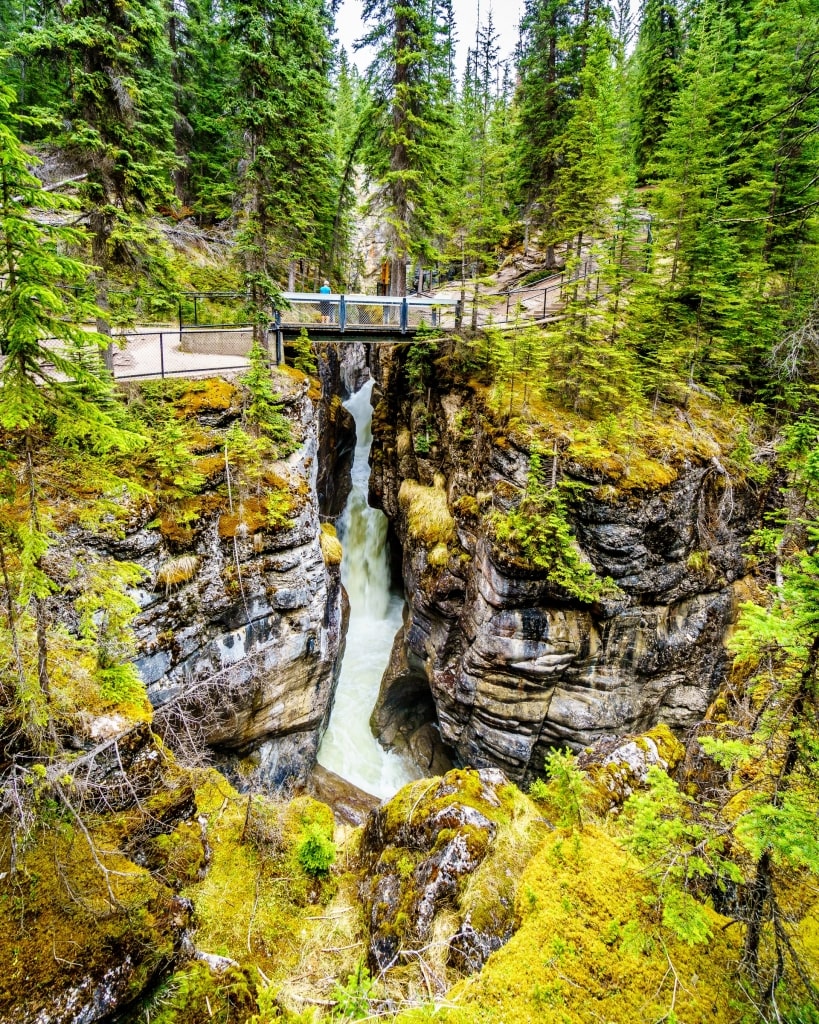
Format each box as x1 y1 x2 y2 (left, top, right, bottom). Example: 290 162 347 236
358 768 540 977
368 346 764 785
57 374 347 790
316 346 357 519
578 723 686 809
0 725 199 1024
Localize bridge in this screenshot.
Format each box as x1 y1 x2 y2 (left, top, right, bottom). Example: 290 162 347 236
103 292 460 379
265 292 460 363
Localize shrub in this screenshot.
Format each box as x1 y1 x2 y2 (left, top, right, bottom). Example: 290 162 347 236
296 823 336 876
332 962 374 1020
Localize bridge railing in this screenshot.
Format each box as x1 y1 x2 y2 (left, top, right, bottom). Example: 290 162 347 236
277 293 458 333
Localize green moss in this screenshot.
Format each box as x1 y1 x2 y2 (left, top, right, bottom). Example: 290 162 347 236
182 774 343 987
140 961 257 1024
0 820 183 1020
395 827 754 1024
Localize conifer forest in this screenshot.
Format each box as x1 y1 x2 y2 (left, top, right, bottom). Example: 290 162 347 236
1 1 819 1022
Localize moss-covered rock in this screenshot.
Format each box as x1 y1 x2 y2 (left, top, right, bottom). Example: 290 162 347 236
359 768 545 977
395 825 751 1024
578 723 686 810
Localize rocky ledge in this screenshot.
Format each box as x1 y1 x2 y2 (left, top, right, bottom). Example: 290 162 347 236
368 345 766 785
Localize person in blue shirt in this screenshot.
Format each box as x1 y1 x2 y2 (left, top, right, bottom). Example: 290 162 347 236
319 279 332 323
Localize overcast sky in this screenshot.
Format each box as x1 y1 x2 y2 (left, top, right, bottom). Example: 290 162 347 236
334 0 528 78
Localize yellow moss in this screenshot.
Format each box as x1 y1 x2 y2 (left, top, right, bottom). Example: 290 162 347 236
320 522 343 566
0 820 181 1019
183 773 347 997
398 479 456 546
472 373 757 496
173 378 240 416
397 428 413 458
427 542 450 567
399 826 751 1024
218 497 269 538
585 725 686 811
194 453 226 479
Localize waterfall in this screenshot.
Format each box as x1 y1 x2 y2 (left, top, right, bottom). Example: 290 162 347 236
317 379 421 799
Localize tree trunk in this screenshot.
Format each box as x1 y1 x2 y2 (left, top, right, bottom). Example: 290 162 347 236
24 437 57 747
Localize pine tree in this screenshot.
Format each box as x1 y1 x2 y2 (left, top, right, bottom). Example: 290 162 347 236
16 0 178 347
0 86 144 748
170 0 241 219
231 0 335 344
328 50 370 287
512 0 576 264
690 417 819 1008
448 13 511 319
513 0 616 262
359 0 454 295
632 0 682 181
544 19 625 264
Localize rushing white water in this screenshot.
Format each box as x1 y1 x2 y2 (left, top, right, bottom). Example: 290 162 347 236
317 379 421 799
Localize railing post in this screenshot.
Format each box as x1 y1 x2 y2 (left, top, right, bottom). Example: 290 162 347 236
400 297 408 335
543 287 548 319
455 299 463 330
339 294 346 333
506 291 510 318
193 295 198 326
273 310 284 366
159 332 165 379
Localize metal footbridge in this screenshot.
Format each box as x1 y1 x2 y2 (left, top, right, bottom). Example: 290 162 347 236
270 292 459 337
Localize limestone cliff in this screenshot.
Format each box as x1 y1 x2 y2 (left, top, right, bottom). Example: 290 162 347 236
367 344 766 784
55 373 347 790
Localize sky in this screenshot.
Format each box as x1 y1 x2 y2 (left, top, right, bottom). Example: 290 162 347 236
334 0 528 79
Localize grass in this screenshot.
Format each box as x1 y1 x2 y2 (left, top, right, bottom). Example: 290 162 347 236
398 479 456 547
320 522 343 566
156 554 199 592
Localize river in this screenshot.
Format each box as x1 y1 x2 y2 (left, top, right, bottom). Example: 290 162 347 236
316 379 420 799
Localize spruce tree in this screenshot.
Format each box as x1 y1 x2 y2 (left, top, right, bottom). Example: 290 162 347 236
169 0 240 219
231 0 335 343
448 13 511 316
16 0 178 349
632 0 682 181
512 0 614 261
359 0 454 294
0 86 144 748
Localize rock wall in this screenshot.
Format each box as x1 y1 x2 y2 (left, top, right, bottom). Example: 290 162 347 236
65 374 347 790
367 346 763 785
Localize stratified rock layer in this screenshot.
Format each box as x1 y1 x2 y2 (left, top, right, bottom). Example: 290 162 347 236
62 374 346 790
368 347 763 784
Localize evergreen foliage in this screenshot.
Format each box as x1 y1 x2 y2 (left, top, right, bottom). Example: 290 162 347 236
632 0 681 180
231 0 335 344
2 0 819 1014
359 0 454 294
490 443 616 603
